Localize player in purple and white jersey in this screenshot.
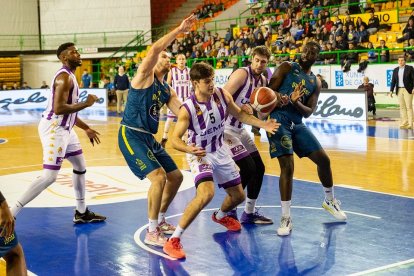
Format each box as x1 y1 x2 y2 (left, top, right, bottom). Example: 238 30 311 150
11 42 106 224
162 62 280 259
160 53 192 147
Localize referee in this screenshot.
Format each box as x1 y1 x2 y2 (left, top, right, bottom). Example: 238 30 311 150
390 55 414 129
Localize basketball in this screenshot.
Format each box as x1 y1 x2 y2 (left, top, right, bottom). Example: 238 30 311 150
249 87 278 113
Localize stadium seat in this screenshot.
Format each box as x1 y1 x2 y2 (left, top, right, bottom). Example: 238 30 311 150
369 35 378 43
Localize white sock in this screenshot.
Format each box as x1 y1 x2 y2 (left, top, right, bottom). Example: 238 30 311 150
323 187 334 201
11 170 58 217
163 118 173 139
215 209 226 220
171 225 185 239
281 201 291 218
244 198 256 214
158 212 166 224
67 155 87 213
148 219 158 232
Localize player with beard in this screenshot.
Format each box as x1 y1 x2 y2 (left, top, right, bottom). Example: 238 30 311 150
265 41 347 236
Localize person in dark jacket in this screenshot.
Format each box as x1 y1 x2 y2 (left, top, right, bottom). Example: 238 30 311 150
114 65 130 114
358 76 376 116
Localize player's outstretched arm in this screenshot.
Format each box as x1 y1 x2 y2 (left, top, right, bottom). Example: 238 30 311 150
172 107 206 156
54 74 97 115
131 14 196 89
224 89 280 134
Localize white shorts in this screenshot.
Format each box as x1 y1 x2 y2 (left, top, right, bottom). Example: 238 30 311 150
38 119 82 170
224 127 259 161
187 145 241 189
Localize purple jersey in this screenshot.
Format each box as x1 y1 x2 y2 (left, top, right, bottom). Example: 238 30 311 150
42 66 79 131
225 66 267 129
171 66 191 101
182 88 228 153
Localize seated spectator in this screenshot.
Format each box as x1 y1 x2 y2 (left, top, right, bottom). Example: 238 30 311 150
290 21 299 39
367 11 380 35
347 25 358 44
283 31 296 49
356 17 368 31
397 19 414 43
366 42 378 63
315 44 326 65
404 39 414 61
357 25 369 43
2 84 8 90
40 81 49 89
21 82 31 90
377 39 390 62
11 82 19 90
324 42 337 64
344 42 359 64
344 15 355 29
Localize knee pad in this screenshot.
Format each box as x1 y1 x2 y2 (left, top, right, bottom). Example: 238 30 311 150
73 169 86 175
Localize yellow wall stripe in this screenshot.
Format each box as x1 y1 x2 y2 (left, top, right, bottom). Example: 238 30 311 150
121 126 135 155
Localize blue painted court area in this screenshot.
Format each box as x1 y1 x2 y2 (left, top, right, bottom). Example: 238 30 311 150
15 175 414 275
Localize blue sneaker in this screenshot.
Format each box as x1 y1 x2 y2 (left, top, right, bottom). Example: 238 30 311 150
227 209 238 221
240 210 273 224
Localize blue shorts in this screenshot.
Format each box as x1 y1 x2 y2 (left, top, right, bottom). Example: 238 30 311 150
267 112 322 158
118 126 178 179
0 231 18 258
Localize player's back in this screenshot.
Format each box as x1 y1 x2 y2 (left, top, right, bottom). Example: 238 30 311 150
121 77 170 134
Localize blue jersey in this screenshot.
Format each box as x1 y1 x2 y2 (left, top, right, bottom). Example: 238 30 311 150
121 77 171 134
271 62 317 124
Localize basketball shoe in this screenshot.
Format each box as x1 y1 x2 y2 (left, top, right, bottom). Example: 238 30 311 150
158 219 176 235
240 209 273 224
277 216 292 236
144 227 167 247
73 208 106 224
322 198 347 221
163 237 186 259
226 209 238 220
212 211 241 231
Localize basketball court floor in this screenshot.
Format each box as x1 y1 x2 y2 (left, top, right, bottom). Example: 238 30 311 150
0 108 413 275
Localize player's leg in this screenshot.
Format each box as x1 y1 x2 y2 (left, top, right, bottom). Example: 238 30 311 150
3 243 27 276
115 90 122 114
122 89 129 112
161 109 175 147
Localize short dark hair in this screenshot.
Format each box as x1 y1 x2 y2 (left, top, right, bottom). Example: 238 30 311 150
57 42 75 58
251 45 271 60
190 62 214 82
398 55 406 60
304 41 321 54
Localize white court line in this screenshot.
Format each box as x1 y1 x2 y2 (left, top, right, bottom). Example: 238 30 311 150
134 205 380 260
348 258 414 275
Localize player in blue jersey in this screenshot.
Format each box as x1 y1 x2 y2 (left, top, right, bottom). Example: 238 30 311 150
265 41 347 236
0 191 27 275
118 15 196 247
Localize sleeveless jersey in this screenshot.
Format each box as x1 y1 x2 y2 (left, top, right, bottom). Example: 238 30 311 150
42 66 79 131
182 88 228 153
225 66 267 129
121 76 170 134
272 62 317 124
171 66 191 101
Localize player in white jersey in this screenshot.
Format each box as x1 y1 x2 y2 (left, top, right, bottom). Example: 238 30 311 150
223 46 279 224
162 63 280 259
11 42 106 224
160 53 191 148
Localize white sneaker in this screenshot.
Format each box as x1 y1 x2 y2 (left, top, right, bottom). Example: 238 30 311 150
322 198 347 221
277 216 292 236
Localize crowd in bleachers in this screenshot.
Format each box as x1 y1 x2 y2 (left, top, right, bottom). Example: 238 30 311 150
162 0 414 71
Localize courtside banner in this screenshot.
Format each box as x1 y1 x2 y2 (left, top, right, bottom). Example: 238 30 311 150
0 88 107 110
332 10 398 24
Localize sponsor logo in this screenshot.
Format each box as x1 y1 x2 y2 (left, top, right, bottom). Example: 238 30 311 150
270 142 277 153
136 158 147 171
231 145 245 155
199 163 212 172
281 135 292 149
335 71 344 86
56 157 63 165
147 150 157 162
386 70 393 87
314 95 364 118
149 104 160 122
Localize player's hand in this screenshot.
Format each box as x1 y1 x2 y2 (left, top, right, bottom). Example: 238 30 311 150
186 144 206 157
290 83 305 104
178 14 197 33
277 93 289 107
85 128 101 146
0 201 15 238
262 118 280 134
85 94 98 107
241 104 253 115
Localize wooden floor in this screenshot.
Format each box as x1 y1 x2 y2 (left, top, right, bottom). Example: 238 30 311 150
1 109 413 198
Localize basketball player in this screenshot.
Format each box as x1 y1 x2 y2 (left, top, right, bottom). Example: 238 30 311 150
265 41 347 236
11 42 106 224
0 191 27 276
160 53 191 148
162 63 280 259
118 15 196 247
222 45 280 224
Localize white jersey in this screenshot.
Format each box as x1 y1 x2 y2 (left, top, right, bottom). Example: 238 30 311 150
171 66 191 101
182 87 228 153
225 66 267 129
42 66 79 131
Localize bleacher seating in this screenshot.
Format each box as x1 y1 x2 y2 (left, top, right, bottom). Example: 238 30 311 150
0 57 21 87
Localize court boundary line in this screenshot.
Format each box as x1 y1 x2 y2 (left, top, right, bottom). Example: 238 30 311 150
348 258 414 275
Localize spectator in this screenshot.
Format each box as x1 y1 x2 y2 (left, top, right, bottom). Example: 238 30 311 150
367 11 380 35
11 82 19 90
356 17 368 31
347 25 358 44
40 81 49 89
20 82 31 90
404 39 414 61
104 76 116 105
317 74 329 88
397 19 414 43
358 76 376 116
80 69 93 88
2 84 7 90
357 24 369 43
377 40 390 62
114 65 130 114
366 42 378 63
324 42 337 64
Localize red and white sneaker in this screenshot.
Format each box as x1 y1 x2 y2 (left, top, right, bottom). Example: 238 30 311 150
144 227 167 247
163 237 186 259
212 211 241 231
159 219 176 235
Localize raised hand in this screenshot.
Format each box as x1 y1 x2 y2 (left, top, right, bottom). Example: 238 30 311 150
290 83 305 104
186 143 206 157
86 128 101 146
262 118 280 134
177 14 197 34
85 94 98 107
0 201 15 238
